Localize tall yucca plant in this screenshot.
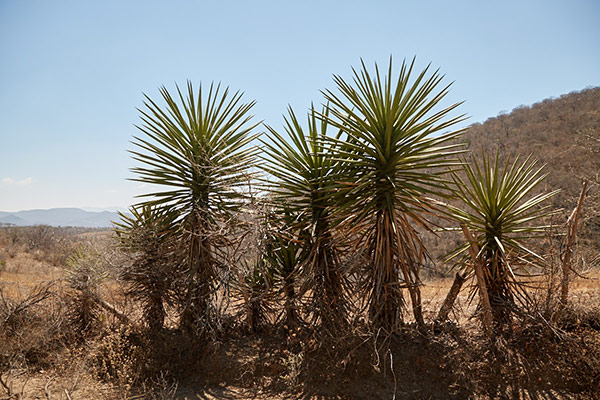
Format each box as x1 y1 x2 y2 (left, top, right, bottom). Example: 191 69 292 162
323 58 465 329
261 106 346 331
447 151 559 323
130 81 259 334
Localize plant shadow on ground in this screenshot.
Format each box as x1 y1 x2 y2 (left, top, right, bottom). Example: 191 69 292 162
133 315 600 400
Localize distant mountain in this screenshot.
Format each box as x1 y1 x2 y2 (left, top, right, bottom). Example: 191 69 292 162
0 214 30 226
81 206 130 213
0 208 122 227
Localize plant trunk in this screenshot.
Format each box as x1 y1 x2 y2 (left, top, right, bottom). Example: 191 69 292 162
146 293 165 332
485 270 512 325
484 245 513 325
180 213 214 336
461 225 494 337
283 276 298 328
395 211 425 327
368 209 403 330
311 219 345 331
246 297 261 333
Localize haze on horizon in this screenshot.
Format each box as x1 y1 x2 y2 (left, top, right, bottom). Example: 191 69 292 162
1 0 599 212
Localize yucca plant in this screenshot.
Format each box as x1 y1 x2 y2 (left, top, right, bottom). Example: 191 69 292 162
261 212 306 328
114 205 179 332
65 246 107 335
261 105 346 331
323 58 465 329
446 151 559 324
232 258 275 333
130 81 259 335
231 202 277 333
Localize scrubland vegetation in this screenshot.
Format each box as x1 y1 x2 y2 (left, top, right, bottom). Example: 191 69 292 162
1 61 599 399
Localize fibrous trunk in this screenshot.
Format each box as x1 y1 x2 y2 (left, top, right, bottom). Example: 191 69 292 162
246 294 262 333
283 276 298 328
146 292 165 332
367 208 424 330
367 209 403 330
485 248 513 325
436 271 466 322
179 213 215 336
309 220 345 332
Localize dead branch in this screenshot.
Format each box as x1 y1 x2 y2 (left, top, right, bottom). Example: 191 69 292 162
0 372 13 399
1 282 55 326
93 294 130 324
43 376 53 400
560 180 588 305
436 271 467 322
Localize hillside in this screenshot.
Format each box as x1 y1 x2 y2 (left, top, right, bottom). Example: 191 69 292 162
462 86 600 255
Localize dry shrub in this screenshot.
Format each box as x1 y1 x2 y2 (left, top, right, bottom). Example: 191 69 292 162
90 323 206 388
139 373 179 400
93 325 147 396
64 245 107 336
486 319 600 397
212 317 600 399
1 225 70 266
279 325 473 399
0 227 28 259
0 226 110 270
0 282 70 370
0 251 6 273
556 303 600 334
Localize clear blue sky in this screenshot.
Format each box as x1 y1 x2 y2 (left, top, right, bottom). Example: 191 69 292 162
1 0 598 212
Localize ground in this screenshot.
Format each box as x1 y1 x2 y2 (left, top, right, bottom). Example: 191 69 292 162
1 230 599 399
